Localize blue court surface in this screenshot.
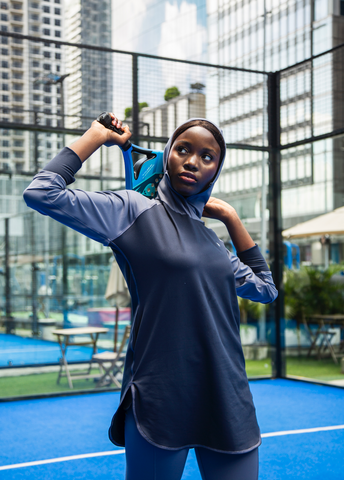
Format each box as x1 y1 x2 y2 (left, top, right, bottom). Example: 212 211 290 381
0 379 343 479
0 334 104 366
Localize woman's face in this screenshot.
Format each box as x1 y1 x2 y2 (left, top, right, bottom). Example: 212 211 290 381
168 126 221 197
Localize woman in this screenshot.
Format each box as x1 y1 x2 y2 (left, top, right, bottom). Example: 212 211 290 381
24 114 278 480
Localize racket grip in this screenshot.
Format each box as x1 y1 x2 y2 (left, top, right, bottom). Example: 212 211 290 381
97 112 131 151
97 112 124 134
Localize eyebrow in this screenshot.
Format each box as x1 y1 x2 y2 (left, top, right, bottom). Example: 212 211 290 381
174 140 218 156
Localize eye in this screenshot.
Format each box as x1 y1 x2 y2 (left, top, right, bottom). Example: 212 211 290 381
176 145 188 154
202 153 213 162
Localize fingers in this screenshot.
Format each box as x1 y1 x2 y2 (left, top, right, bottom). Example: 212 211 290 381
109 112 122 130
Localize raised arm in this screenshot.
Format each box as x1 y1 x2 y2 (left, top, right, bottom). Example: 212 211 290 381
68 113 131 163
23 115 152 247
203 196 278 303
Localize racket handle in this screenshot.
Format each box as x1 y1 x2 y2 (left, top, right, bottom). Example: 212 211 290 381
97 112 132 151
97 112 123 134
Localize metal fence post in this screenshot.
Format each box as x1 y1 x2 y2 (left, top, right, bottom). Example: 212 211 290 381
30 212 39 336
132 54 139 145
267 71 286 378
5 218 14 334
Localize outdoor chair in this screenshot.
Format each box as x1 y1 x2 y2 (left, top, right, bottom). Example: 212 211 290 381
92 325 131 388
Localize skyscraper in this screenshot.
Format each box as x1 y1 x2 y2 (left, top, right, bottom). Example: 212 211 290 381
64 0 113 130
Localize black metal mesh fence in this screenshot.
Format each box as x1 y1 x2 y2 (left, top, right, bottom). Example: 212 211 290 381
0 32 344 389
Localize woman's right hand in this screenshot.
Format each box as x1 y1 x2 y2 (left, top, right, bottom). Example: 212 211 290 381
69 113 132 163
91 112 132 148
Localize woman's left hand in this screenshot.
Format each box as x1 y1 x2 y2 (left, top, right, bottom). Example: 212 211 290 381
203 197 255 252
202 197 236 223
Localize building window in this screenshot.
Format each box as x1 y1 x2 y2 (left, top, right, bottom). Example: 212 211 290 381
43 28 50 35
1 12 7 20
55 7 60 14
55 30 60 37
44 51 50 57
341 0 344 15
12 61 22 68
30 2 39 8
55 18 60 26
55 0 60 3
13 72 23 79
32 60 39 67
1 60 8 68
13 95 23 102
13 83 22 91
14 140 23 147
43 5 50 12
14 151 24 158
1 36 8 43
55 52 61 60
33 94 40 101
1 25 8 31
2 140 9 147
31 25 39 31
44 96 51 103
1 3 8 9
12 14 22 21
43 63 51 70
31 13 39 20
1 48 8 54
43 84 51 92
13 26 22 32
13 3 22 9
2 83 8 90
12 48 22 56
2 95 9 101
2 152 9 158
43 16 50 24
2 72 8 79
56 65 60 72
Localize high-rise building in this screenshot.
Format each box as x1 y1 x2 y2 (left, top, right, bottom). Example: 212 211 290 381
0 0 64 176
64 0 112 130
207 0 344 230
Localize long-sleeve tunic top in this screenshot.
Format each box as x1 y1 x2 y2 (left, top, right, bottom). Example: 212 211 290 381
23 121 278 454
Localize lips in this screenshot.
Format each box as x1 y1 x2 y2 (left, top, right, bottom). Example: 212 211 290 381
179 172 197 183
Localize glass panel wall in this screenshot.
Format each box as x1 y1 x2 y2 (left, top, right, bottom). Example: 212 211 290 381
282 138 344 385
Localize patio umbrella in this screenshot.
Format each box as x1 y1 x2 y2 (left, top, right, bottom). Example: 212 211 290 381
105 259 130 351
282 206 344 239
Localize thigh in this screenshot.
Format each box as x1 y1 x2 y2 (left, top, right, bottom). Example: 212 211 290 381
124 406 189 480
195 446 259 480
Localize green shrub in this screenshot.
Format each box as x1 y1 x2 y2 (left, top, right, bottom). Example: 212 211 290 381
164 86 180 102
284 265 344 321
124 102 149 119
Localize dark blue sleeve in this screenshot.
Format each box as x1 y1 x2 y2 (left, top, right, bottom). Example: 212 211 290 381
236 244 269 273
43 147 82 185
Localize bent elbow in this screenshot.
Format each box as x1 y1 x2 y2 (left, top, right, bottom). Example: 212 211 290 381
263 285 278 304
23 187 48 215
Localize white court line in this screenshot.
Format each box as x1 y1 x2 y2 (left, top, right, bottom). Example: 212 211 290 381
261 424 344 438
1 424 344 471
0 449 126 471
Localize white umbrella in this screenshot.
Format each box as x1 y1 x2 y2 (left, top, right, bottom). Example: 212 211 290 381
282 206 344 239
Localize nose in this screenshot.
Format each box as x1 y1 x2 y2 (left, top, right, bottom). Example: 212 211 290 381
184 153 198 171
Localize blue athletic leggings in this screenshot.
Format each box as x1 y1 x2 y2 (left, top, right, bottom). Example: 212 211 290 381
124 407 259 480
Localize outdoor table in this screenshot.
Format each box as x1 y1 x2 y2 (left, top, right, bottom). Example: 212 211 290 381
303 314 344 364
53 327 108 389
